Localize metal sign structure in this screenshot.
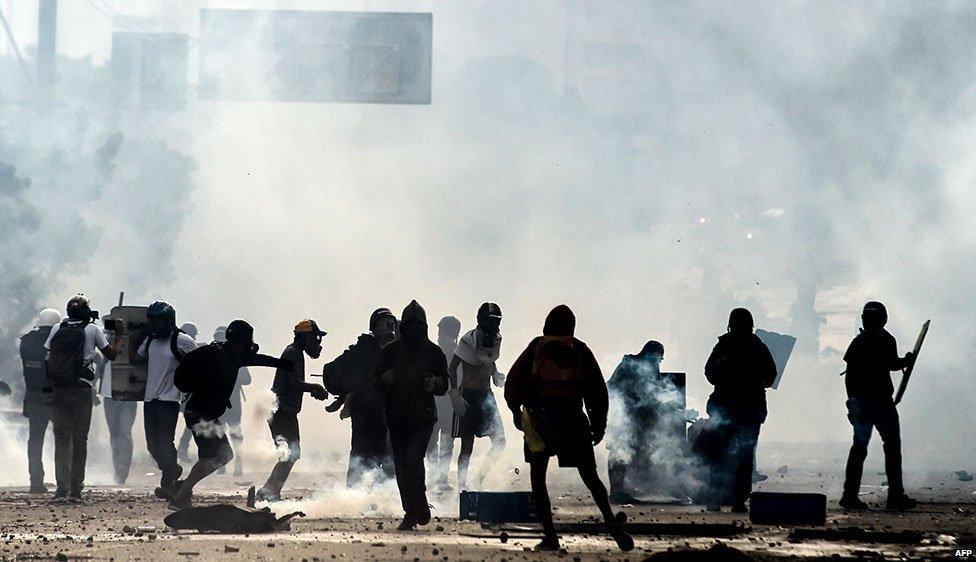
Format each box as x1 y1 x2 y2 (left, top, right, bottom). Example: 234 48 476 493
111 32 189 110
198 9 432 104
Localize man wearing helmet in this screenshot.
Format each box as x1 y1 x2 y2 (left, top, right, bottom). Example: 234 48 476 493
449 302 507 491
131 301 197 500
20 308 62 493
255 319 329 502
322 307 398 487
840 301 917 511
169 319 292 510
44 295 125 502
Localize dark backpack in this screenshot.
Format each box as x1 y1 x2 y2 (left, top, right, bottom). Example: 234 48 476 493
142 329 187 362
46 321 92 386
530 336 584 400
174 342 216 394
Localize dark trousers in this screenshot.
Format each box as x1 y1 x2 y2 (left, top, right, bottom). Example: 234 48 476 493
389 423 434 515
48 386 93 494
144 400 182 487
708 422 761 506
348 414 395 486
103 397 138 485
24 392 50 487
261 411 301 497
843 398 903 498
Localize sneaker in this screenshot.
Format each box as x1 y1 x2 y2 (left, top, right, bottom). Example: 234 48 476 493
416 504 432 526
609 492 640 505
50 490 70 504
255 487 281 503
886 494 917 511
168 496 193 511
533 534 560 552
705 503 721 512
397 513 418 531
606 522 634 552
29 483 49 494
68 492 85 504
839 495 870 511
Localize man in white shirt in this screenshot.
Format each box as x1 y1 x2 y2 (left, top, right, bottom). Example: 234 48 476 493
94 332 138 486
132 301 197 500
44 295 124 503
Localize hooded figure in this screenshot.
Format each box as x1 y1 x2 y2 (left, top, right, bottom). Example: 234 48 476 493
701 308 777 512
322 307 397 487
374 300 449 530
504 305 633 553
839 301 917 511
606 340 678 502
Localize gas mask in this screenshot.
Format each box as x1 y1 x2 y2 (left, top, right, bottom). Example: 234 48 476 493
478 318 501 349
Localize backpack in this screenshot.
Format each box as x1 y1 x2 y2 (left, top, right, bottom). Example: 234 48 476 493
530 336 584 400
174 342 215 394
143 329 187 362
46 321 92 386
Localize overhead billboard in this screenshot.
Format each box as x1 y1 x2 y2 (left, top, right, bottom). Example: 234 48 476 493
111 32 189 110
198 9 432 104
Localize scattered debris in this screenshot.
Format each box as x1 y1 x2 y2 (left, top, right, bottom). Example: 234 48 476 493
224 545 240 553
642 543 755 561
500 522 749 537
956 471 973 482
787 527 924 544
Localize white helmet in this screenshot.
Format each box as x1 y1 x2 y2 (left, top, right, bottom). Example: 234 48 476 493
37 309 62 328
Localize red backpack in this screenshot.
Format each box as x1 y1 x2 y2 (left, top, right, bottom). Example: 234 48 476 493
530 336 584 400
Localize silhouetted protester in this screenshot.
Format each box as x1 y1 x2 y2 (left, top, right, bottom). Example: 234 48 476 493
504 305 633 552
44 295 125 503
375 301 449 530
21 308 61 493
256 319 329 502
606 340 668 503
840 301 917 511
323 308 398 487
213 324 253 477
450 303 507 491
176 323 199 464
130 302 198 500
703 308 777 513
169 319 292 510
427 315 460 491
95 339 137 485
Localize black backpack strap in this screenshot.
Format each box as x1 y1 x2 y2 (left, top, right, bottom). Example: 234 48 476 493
170 329 186 362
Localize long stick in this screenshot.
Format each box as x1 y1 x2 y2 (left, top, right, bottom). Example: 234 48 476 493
0 6 33 90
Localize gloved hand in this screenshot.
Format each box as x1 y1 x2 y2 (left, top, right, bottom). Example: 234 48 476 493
492 370 506 387
904 351 916 367
381 369 396 385
309 384 328 401
591 427 605 446
449 388 468 416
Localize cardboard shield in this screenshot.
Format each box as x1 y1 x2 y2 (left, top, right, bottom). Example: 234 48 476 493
104 305 149 401
755 329 797 389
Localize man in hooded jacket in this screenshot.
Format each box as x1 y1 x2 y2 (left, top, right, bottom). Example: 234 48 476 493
606 340 671 503
504 305 633 552
323 308 398 487
375 300 449 530
703 308 777 513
